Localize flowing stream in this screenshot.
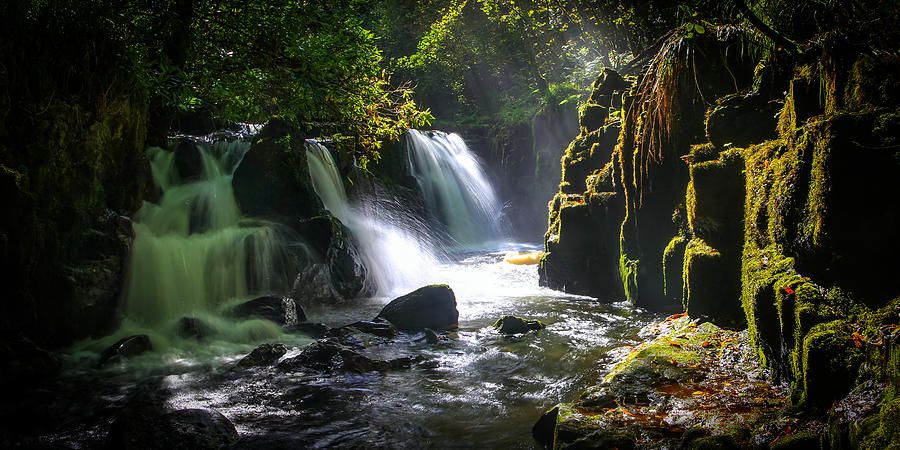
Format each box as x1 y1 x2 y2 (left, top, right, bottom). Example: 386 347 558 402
11 129 659 448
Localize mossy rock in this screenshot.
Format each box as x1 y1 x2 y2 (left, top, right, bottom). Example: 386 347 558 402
540 186 625 299
799 320 865 410
578 103 608 132
706 92 780 150
663 236 688 304
493 316 545 335
682 238 743 326
687 149 745 251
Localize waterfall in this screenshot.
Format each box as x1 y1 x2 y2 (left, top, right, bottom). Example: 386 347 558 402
124 140 294 326
405 130 503 247
304 141 441 296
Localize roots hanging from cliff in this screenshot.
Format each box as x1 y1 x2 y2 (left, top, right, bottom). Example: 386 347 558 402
627 24 762 206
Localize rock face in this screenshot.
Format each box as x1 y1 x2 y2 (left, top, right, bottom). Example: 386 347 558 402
231 121 370 301
0 7 152 348
232 119 322 220
540 26 900 448
293 214 370 300
375 285 459 331
173 139 203 181
229 295 306 326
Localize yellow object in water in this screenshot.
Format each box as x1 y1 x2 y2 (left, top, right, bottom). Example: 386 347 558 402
504 251 544 265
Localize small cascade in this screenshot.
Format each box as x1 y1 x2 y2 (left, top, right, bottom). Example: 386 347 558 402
124 140 295 327
405 130 503 247
304 141 442 296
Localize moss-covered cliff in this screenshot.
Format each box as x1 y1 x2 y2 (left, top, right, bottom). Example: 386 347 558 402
541 23 900 446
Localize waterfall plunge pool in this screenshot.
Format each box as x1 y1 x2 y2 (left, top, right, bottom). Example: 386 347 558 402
13 246 658 449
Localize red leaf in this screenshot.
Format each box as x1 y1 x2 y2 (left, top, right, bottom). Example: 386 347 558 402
784 285 795 295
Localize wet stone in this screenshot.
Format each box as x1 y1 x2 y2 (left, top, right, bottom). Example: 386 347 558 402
493 315 546 335
176 317 213 340
277 338 422 373
98 335 152 367
237 343 287 367
376 284 459 331
230 295 306 325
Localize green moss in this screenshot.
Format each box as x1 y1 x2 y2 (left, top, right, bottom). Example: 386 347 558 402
682 238 744 323
663 236 688 303
799 320 865 410
770 430 823 449
604 317 715 384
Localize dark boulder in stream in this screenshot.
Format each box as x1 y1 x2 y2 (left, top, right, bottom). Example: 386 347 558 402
277 338 420 373
229 295 306 325
493 315 545 335
109 407 238 450
376 284 459 331
231 118 322 220
175 317 213 340
173 139 204 181
98 334 152 366
237 343 287 367
293 214 370 300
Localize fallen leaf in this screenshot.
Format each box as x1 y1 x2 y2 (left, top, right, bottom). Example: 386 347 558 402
784 285 795 295
851 331 865 348
700 341 711 348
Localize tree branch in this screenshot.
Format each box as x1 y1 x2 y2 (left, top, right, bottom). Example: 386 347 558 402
732 0 801 55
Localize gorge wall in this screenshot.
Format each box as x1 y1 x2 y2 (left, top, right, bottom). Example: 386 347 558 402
540 27 900 445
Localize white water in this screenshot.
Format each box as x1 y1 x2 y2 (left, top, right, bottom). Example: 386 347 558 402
124 141 294 326
305 140 442 296
406 130 503 247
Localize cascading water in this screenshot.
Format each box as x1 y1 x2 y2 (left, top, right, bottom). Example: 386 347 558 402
304 140 442 296
124 140 295 328
405 129 503 247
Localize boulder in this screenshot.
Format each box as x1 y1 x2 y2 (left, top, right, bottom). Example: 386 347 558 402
149 409 238 449
294 214 370 300
493 316 545 335
375 285 459 331
423 328 440 344
173 139 203 181
231 118 322 220
277 338 420 373
292 264 343 304
98 335 152 366
229 295 306 326
109 408 238 450
237 343 287 367
175 317 213 340
532 404 560 447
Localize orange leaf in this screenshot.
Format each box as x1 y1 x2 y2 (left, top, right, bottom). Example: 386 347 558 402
784 285 795 295
700 341 711 348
